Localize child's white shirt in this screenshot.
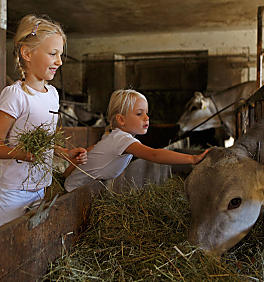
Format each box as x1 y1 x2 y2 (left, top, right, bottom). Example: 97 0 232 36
65 128 140 192
0 81 59 191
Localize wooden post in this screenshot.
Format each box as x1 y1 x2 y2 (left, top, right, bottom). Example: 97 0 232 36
257 6 264 88
83 53 115 113
114 54 126 89
0 0 6 92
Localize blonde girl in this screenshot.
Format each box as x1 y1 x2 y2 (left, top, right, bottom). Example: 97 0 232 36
64 89 209 192
0 14 87 226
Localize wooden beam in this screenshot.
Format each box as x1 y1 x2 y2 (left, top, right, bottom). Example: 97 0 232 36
257 6 264 88
0 0 6 92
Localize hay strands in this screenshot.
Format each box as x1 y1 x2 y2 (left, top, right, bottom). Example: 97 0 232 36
9 122 66 165
43 178 264 281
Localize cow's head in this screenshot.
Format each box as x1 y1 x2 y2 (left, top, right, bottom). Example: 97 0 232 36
185 147 264 255
177 92 219 135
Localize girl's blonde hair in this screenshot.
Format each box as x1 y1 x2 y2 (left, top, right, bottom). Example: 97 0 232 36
13 14 66 94
107 89 147 130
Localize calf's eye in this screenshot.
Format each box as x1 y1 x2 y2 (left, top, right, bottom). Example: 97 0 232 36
228 197 242 210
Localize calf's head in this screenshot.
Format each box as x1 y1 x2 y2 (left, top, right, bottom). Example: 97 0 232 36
177 92 218 134
185 147 264 255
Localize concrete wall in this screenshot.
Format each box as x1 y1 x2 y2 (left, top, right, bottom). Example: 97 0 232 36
6 28 258 95
68 29 257 57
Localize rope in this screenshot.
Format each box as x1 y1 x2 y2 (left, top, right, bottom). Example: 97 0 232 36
209 95 232 136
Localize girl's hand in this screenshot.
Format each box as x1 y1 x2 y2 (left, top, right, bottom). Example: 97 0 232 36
9 148 35 162
24 152 36 162
68 147 88 165
193 148 211 164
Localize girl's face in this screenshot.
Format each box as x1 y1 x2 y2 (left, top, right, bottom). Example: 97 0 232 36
24 33 64 82
118 97 149 135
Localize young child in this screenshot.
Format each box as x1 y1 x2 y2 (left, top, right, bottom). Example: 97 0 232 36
0 15 87 226
64 89 210 192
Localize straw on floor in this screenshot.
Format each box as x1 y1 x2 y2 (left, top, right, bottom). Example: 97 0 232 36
43 177 264 281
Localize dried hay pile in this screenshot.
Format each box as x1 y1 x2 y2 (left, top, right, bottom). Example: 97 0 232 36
43 177 264 281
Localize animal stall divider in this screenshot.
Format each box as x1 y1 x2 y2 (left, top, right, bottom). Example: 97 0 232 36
0 184 96 282
0 156 174 281
235 6 264 138
236 85 264 139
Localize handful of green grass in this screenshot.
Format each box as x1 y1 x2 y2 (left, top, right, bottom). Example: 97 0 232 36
14 123 65 165
10 123 68 189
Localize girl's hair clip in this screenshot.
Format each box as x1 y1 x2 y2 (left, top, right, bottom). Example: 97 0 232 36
31 23 39 36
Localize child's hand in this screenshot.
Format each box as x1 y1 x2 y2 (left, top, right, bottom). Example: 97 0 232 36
12 150 35 162
193 148 211 164
68 147 88 164
24 152 36 162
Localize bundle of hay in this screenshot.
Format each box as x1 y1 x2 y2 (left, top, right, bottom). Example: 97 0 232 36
9 122 68 191
13 123 65 165
43 177 264 281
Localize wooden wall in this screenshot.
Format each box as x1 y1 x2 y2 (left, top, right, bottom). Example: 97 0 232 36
0 0 6 92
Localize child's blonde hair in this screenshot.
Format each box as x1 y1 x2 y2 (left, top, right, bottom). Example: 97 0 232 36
13 14 66 94
107 89 147 130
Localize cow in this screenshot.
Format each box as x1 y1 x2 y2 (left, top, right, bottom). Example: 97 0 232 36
59 102 106 128
176 81 257 146
59 103 79 127
185 86 264 255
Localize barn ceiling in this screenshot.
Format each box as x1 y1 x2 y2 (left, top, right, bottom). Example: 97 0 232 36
6 0 264 38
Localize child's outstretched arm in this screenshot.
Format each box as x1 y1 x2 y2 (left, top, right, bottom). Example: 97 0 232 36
125 142 210 165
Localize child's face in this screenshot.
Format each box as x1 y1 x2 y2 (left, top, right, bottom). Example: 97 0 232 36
119 97 149 135
25 33 64 82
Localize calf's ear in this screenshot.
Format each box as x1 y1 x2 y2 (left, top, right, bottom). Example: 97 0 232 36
194 91 204 99
201 98 210 110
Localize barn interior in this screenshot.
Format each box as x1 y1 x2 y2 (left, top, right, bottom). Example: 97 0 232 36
1 1 264 281
2 0 264 148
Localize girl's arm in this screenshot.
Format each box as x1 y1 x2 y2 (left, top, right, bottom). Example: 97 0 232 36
125 142 210 165
0 111 33 161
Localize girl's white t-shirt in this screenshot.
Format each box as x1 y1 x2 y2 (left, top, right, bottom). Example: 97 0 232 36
0 81 59 191
65 128 140 192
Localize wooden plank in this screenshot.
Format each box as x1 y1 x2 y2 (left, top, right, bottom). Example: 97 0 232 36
62 126 105 149
114 54 126 89
0 0 7 92
87 126 105 146
0 157 182 281
262 101 264 119
257 6 264 88
255 101 262 123
236 110 242 138
62 126 88 148
0 185 94 282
